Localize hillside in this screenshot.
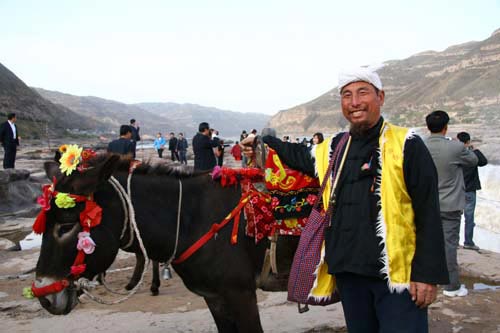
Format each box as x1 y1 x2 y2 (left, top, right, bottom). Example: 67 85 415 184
136 102 270 138
270 27 500 136
0 63 101 139
35 88 173 136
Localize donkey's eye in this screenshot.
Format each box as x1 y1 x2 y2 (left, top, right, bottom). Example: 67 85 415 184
58 223 75 237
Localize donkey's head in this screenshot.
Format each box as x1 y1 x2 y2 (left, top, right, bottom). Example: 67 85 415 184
34 152 122 315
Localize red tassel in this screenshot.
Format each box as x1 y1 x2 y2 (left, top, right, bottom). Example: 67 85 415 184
32 210 47 234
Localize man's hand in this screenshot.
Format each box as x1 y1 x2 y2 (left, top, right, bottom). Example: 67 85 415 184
409 281 437 308
240 135 256 159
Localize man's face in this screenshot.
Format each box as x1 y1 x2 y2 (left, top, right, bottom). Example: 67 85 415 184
340 81 384 129
124 132 132 139
10 116 16 123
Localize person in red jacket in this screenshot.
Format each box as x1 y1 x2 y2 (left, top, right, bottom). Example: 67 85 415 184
230 141 242 161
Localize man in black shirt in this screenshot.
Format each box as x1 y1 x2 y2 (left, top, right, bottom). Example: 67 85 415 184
457 132 488 250
244 68 448 332
168 132 179 162
107 125 134 157
192 122 220 171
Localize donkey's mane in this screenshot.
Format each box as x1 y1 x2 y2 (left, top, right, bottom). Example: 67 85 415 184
89 153 208 179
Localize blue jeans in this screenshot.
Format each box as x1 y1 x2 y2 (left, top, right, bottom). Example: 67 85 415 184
335 272 428 333
464 191 476 246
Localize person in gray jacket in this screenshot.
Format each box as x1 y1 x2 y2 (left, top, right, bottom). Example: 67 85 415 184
424 110 478 298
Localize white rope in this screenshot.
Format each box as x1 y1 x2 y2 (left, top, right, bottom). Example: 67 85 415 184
164 179 183 267
76 172 150 305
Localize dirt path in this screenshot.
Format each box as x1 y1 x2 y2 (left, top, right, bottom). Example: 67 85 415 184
0 248 499 332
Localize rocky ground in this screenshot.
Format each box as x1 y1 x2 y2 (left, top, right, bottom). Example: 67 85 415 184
0 140 499 332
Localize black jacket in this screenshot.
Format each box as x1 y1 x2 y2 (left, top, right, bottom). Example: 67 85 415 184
168 137 178 151
263 118 449 285
463 149 488 192
0 121 19 147
107 138 134 155
131 126 141 142
192 133 219 171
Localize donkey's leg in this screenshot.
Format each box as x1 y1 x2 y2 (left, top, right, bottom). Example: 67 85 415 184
204 296 238 333
125 253 145 290
150 260 160 296
223 289 263 333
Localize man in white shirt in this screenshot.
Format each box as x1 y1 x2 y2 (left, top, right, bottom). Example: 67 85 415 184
0 113 20 169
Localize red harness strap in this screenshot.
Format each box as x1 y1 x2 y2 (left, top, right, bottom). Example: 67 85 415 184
173 192 252 264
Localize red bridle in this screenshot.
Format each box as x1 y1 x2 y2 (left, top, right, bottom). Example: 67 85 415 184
31 181 103 298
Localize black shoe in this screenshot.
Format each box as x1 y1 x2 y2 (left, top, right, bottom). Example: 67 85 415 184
463 244 480 251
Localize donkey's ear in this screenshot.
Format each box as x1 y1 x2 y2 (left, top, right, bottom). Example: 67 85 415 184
54 150 62 162
44 161 62 181
97 154 121 182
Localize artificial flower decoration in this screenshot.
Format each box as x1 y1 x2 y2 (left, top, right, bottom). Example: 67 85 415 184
55 192 76 209
58 144 68 153
77 232 96 254
77 149 97 172
59 144 83 176
22 287 34 299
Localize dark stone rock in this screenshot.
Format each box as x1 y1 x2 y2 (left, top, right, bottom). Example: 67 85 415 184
0 171 8 185
6 169 31 182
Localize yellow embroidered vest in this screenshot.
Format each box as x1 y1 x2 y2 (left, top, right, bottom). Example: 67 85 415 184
312 123 416 292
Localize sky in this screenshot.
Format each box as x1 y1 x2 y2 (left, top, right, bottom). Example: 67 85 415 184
1 0 500 115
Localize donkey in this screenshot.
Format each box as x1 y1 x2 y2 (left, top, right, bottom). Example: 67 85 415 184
34 154 274 332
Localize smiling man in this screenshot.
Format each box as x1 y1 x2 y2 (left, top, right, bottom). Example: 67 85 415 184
245 67 449 332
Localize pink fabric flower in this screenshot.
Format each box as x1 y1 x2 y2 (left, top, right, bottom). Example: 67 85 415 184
306 194 317 206
77 232 96 254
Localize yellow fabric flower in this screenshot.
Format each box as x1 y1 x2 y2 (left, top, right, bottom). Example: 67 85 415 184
55 192 76 209
59 144 68 153
59 144 82 176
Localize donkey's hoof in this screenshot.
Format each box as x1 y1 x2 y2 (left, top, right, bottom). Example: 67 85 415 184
125 283 135 291
150 288 159 296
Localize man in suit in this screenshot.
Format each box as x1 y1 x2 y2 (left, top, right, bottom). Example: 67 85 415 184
0 113 20 169
192 122 220 171
424 110 478 298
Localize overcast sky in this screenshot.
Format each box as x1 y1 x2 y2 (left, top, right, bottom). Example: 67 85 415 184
1 0 499 115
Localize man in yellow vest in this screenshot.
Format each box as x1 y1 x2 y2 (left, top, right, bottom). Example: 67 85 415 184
245 67 448 332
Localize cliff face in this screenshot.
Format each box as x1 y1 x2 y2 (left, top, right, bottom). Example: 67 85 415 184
0 63 100 139
270 28 500 136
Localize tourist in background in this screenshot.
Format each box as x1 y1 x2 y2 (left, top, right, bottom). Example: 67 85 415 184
153 132 166 158
0 113 19 169
230 141 242 161
108 125 134 157
312 132 324 145
424 111 478 297
129 119 141 158
177 132 188 165
240 131 249 167
168 132 179 162
457 131 488 251
192 122 220 171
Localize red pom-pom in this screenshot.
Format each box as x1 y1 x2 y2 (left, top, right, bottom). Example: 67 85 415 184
32 210 47 234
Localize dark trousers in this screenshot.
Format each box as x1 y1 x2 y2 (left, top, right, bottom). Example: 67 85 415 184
441 210 462 291
335 272 428 333
157 148 164 158
2 144 16 169
178 150 187 164
170 150 179 161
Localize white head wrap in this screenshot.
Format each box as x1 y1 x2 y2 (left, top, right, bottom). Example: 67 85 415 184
338 66 383 92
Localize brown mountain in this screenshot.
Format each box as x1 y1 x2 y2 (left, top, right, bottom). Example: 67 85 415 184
0 62 101 139
270 28 500 136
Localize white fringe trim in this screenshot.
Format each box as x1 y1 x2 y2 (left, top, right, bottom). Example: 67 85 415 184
375 125 409 293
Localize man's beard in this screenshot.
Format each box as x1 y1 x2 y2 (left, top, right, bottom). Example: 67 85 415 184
349 122 372 136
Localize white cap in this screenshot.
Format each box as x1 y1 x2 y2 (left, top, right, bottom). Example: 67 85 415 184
338 66 383 92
